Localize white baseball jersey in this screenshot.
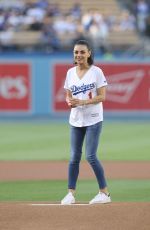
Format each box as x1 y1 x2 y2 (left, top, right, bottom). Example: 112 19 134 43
64 65 107 127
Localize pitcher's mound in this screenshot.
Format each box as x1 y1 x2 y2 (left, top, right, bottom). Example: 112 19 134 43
0 202 150 230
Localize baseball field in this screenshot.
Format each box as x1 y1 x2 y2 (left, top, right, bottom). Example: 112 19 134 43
0 121 150 229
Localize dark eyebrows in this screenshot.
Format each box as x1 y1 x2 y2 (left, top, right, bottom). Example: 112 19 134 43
74 50 87 54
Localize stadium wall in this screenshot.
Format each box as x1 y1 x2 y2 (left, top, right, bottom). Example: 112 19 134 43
0 53 150 120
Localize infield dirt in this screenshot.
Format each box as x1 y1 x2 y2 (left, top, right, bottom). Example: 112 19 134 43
0 160 150 230
0 160 150 181
0 202 150 230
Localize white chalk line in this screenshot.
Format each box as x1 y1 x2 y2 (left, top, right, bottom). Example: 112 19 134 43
29 203 89 206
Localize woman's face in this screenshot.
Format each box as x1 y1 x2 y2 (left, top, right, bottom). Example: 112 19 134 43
73 44 91 66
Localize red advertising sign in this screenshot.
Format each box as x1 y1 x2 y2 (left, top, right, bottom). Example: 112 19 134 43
53 64 73 111
0 63 31 112
53 63 150 111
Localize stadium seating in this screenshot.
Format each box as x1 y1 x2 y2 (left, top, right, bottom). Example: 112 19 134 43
2 0 141 52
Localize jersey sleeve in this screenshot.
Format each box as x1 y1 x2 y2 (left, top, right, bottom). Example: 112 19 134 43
96 68 108 88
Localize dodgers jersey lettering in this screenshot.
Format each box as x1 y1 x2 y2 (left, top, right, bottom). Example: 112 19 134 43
64 65 107 127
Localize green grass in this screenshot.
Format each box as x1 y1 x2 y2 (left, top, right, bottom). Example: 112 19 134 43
0 122 150 161
0 179 150 202
0 122 149 203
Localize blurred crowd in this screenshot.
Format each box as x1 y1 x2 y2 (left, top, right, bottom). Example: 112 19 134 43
0 0 149 52
121 0 150 36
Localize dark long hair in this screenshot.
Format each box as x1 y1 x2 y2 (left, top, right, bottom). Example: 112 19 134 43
73 39 94 65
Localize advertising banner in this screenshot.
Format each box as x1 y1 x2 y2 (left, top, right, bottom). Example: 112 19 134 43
0 63 31 112
53 63 150 111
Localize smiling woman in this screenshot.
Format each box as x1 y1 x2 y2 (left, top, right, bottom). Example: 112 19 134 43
73 41 93 68
61 39 111 205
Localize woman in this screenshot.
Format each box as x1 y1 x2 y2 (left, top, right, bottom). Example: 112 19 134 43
61 40 111 205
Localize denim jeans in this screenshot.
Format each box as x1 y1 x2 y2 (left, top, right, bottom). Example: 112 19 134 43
68 121 107 190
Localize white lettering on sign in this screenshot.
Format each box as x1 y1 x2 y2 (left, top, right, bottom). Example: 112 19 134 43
0 76 28 99
55 70 145 104
55 81 65 102
106 70 144 103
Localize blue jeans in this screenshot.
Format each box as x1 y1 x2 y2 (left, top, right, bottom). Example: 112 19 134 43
68 121 107 190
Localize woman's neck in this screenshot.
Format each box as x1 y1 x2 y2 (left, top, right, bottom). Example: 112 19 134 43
77 64 90 70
